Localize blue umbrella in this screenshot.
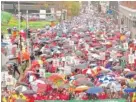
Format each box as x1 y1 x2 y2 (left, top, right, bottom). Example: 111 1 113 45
125 71 136 77
98 75 115 83
86 87 103 94
1 42 9 46
124 88 136 93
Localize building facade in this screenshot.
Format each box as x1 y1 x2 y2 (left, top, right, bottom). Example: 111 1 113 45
119 1 136 38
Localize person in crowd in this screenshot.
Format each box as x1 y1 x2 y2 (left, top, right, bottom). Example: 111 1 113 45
13 63 20 78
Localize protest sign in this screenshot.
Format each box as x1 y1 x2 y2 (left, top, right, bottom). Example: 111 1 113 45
1 71 8 82
128 54 135 64
29 75 35 82
123 42 128 50
39 68 45 77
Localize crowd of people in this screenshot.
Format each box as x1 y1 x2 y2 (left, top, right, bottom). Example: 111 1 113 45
1 6 136 102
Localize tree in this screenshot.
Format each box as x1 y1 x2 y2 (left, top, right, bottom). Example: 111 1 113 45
64 1 80 17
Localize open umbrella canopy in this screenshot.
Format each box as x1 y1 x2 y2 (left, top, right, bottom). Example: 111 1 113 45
124 88 136 93
1 42 9 47
125 71 136 77
98 75 116 83
75 85 89 92
112 66 122 70
86 87 103 94
15 85 29 92
48 74 65 86
22 90 36 95
75 78 93 86
75 50 84 56
74 63 88 69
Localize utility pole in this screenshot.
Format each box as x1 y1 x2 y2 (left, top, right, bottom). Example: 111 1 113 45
26 10 29 49
26 10 29 29
18 1 22 65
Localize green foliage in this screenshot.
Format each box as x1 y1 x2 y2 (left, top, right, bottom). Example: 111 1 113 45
64 1 80 17
1 12 58 34
71 2 80 16
1 11 12 25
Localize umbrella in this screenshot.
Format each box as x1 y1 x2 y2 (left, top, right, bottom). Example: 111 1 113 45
15 85 29 92
75 78 93 86
1 42 9 47
108 81 121 92
98 75 115 83
16 82 29 86
32 60 43 66
59 84 70 89
91 54 100 59
75 85 89 92
32 79 45 84
112 66 122 70
22 90 36 95
86 87 103 94
30 79 46 92
127 79 136 88
48 74 65 86
37 83 47 93
75 50 83 56
75 63 88 69
124 88 136 93
125 71 136 77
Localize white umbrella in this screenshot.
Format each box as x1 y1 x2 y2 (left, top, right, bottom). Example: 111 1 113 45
15 85 29 92
91 54 100 59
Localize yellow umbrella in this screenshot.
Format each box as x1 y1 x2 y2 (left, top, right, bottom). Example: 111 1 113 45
75 85 89 92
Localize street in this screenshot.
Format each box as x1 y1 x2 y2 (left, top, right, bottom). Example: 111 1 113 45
1 1 136 102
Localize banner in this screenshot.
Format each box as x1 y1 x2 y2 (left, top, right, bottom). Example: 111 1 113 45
39 68 45 77
1 71 8 82
123 42 128 50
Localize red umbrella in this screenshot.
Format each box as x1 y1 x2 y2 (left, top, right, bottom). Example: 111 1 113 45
37 83 47 93
32 60 39 66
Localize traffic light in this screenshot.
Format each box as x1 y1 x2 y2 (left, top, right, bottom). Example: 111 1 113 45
25 29 31 38
27 29 31 38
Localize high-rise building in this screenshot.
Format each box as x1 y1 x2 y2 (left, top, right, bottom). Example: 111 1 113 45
119 1 136 38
